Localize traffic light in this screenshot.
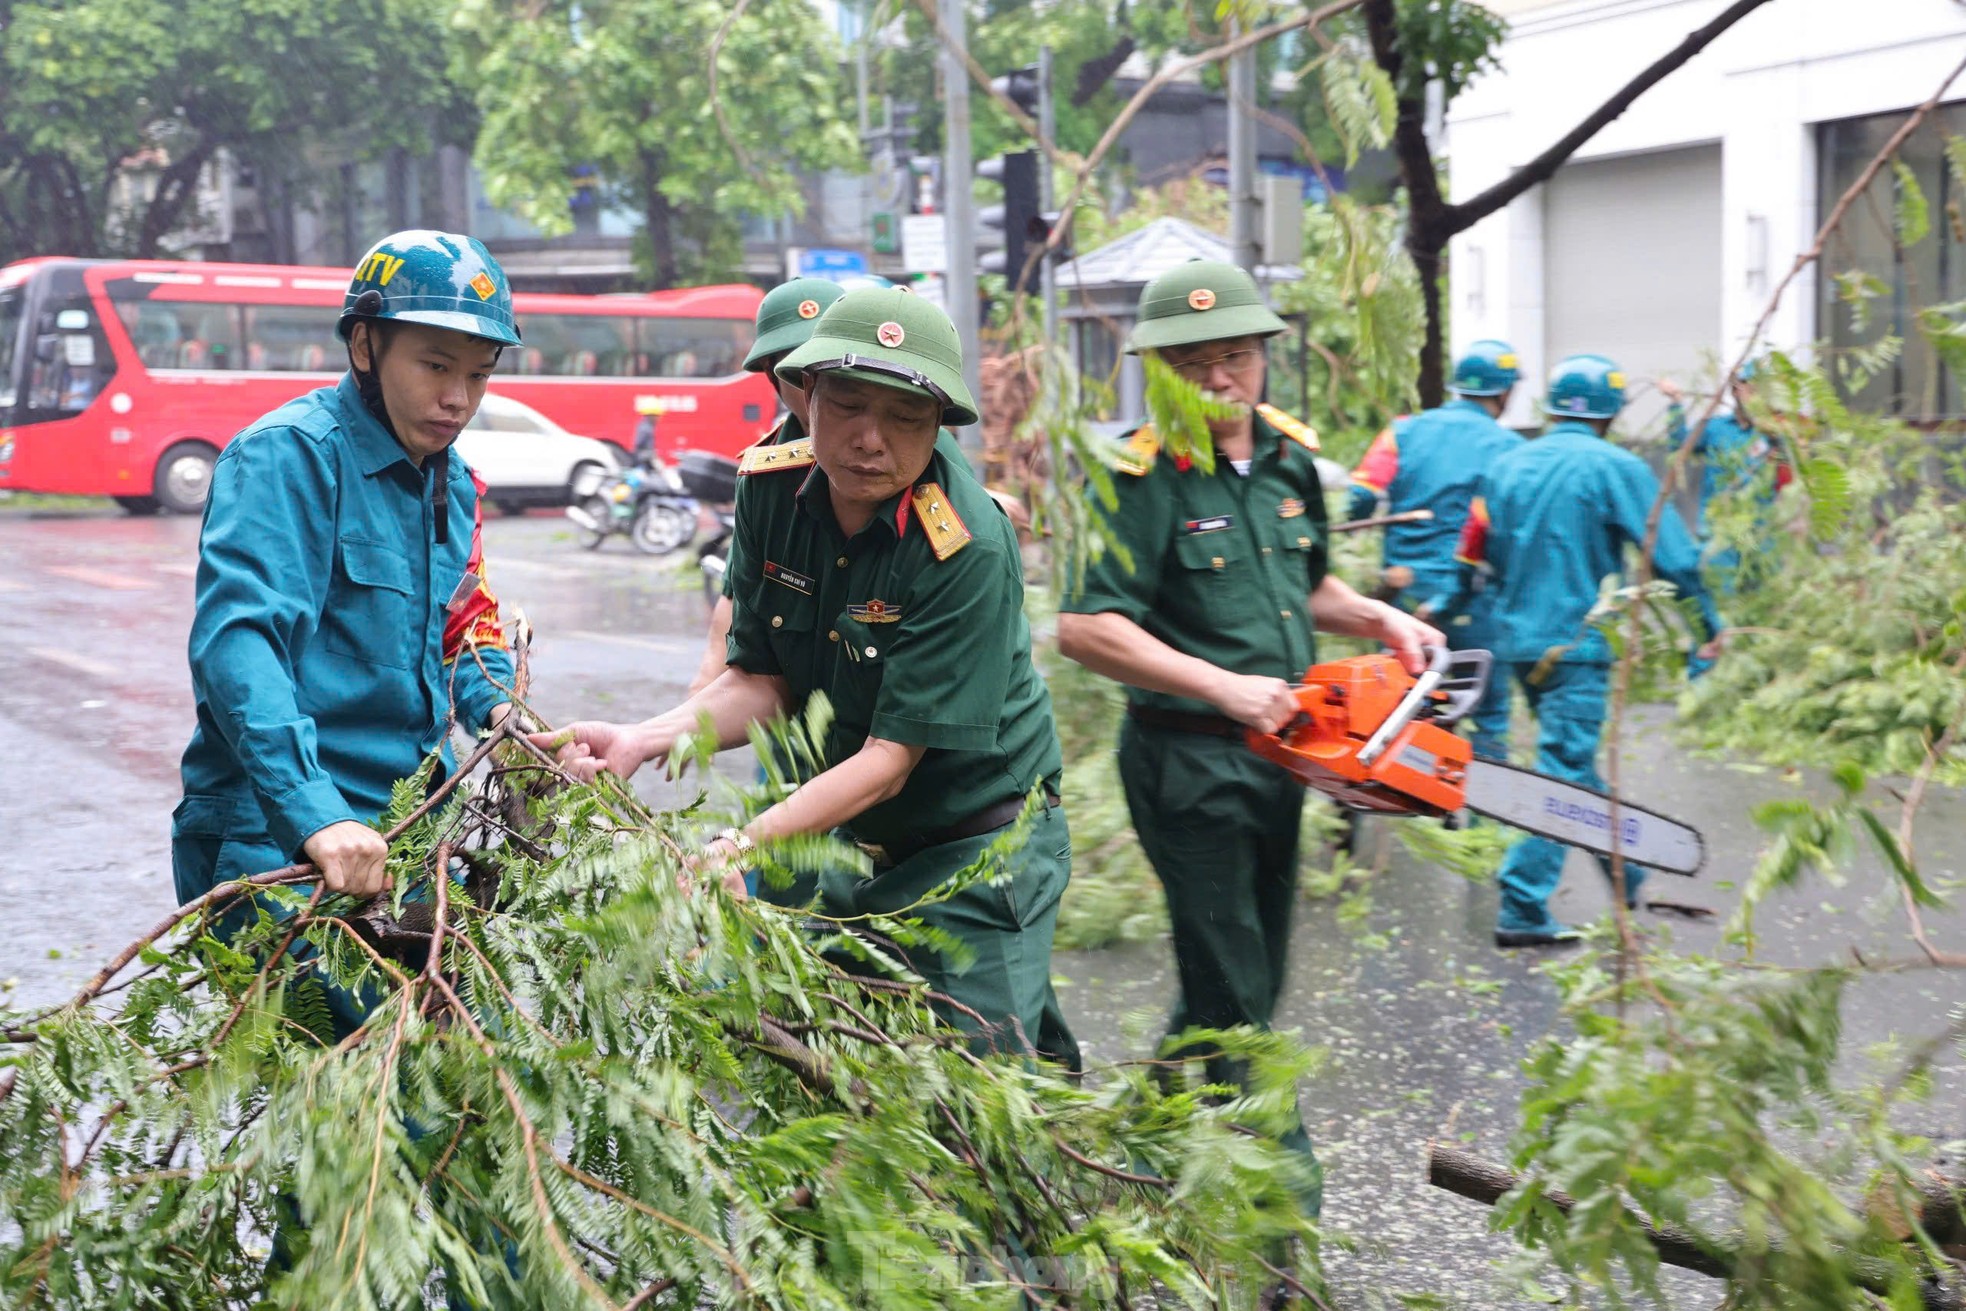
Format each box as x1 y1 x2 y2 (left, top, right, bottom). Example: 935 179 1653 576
991 64 1041 116
978 150 1040 285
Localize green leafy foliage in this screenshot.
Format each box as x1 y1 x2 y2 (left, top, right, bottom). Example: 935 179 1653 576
0 0 462 257
0 730 1326 1307
452 0 860 286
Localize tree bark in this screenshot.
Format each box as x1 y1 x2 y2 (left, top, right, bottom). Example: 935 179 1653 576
640 149 679 289
1370 0 1778 402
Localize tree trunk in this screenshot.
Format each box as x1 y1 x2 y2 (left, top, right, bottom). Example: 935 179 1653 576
1362 0 1451 407
136 138 218 258
640 149 679 290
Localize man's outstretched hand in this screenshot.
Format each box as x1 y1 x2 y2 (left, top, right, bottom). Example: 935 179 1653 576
528 721 654 784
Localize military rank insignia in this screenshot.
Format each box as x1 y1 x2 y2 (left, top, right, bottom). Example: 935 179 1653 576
1255 403 1320 452
739 437 817 475
846 599 901 623
909 483 971 561
1277 498 1306 519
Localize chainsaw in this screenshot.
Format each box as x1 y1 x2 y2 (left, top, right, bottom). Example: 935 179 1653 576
1246 647 1705 876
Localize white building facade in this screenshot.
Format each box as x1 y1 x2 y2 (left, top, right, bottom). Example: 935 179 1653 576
1447 0 1966 428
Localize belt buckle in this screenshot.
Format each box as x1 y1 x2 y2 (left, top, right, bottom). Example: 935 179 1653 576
855 840 890 866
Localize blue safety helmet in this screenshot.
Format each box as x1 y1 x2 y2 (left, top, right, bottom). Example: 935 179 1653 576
1449 339 1520 397
1543 353 1627 421
337 230 522 347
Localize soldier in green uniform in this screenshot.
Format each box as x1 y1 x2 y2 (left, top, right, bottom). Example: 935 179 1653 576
539 288 1079 1069
1056 261 1441 1210
687 276 846 696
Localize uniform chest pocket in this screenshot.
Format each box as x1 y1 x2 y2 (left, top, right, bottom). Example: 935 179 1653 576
748 587 817 672
1170 530 1249 626
1278 526 1326 587
325 537 415 670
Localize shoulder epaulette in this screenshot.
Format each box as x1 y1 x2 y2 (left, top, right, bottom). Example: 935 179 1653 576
1114 424 1160 476
738 436 815 475
909 482 972 561
1257 404 1320 452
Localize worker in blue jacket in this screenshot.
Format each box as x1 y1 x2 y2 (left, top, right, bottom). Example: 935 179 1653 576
1659 363 1785 592
173 229 519 932
1347 339 1524 760
1452 354 1722 947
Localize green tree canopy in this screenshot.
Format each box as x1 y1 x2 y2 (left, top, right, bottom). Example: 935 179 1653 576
453 0 862 287
0 0 462 259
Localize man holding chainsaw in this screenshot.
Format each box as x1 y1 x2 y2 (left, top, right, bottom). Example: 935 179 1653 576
1453 353 1722 947
1347 339 1525 761
1056 260 1440 1216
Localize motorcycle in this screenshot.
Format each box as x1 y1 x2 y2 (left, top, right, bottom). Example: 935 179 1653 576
565 459 698 555
675 451 740 602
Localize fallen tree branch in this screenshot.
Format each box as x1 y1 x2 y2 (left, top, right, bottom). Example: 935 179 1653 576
1427 1143 1963 1307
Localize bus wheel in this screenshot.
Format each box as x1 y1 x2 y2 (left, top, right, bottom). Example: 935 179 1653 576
115 496 163 516
154 443 218 515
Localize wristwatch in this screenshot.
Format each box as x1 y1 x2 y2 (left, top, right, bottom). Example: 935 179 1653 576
713 828 756 858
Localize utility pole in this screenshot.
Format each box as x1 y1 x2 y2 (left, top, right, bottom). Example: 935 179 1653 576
938 0 981 446
1037 44 1058 348
1226 24 1260 274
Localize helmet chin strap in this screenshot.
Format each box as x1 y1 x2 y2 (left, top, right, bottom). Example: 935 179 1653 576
349 318 450 545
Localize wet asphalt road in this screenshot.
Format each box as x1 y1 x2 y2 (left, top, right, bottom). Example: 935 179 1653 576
2 504 1962 1307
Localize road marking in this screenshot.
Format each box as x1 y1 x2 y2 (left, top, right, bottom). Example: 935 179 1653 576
561 630 696 655
25 645 120 680
44 565 156 592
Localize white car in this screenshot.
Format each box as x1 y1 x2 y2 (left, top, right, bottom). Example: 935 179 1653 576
457 393 620 512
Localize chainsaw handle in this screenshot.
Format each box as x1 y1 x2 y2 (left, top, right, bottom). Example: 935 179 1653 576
1357 645 1451 766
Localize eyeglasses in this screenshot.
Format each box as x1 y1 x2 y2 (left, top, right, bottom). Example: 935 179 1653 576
1164 347 1265 383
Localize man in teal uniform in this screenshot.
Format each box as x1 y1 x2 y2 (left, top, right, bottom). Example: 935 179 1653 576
1347 338 1524 759
541 288 1078 1070
174 229 518 916
1660 363 1784 593
1453 354 1722 947
172 230 522 1303
1056 260 1441 1214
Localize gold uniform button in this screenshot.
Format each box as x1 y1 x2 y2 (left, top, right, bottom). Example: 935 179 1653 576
864 645 878 659
828 629 839 642
836 556 849 568
1261 546 1272 556
1280 609 1292 619
1298 536 1311 547
771 615 783 629
1211 556 1225 570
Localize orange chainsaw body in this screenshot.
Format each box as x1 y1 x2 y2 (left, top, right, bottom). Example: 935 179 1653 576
1246 653 1473 817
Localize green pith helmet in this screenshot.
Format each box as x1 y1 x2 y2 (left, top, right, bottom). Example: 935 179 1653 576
742 277 846 372
776 287 979 427
1543 353 1627 421
337 229 521 347
1125 259 1287 354
1450 339 1520 396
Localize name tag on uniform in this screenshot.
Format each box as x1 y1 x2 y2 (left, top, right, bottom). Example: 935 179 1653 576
763 560 815 596
1183 515 1234 534
1277 498 1306 519
446 572 480 612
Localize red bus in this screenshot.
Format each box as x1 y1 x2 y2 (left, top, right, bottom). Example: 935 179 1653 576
0 257 775 513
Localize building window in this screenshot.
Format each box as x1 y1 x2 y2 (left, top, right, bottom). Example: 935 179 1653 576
1816 103 1964 421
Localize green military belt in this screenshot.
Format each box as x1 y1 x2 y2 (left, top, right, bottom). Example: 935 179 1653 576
1125 704 1244 739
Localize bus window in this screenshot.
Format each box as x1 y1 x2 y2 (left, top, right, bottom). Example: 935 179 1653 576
243 304 337 372
112 297 244 370
512 313 634 377
0 289 23 411
636 317 746 378
25 296 112 416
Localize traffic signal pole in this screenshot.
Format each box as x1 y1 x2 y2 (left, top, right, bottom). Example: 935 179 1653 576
1227 25 1260 274
939 0 982 446
1038 44 1058 347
